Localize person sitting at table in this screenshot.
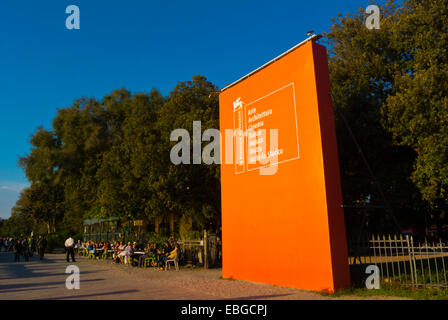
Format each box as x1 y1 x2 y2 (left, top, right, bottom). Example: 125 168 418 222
113 241 124 262
159 243 179 270
138 242 156 267
94 242 104 259
112 241 120 262
168 243 179 260
137 242 150 267
149 243 158 265
73 240 80 255
113 241 123 261
87 241 96 257
156 241 172 269
161 241 172 255
117 242 132 264
129 242 140 266
96 241 107 259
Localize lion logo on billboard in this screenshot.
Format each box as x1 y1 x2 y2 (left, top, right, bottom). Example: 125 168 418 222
233 97 243 111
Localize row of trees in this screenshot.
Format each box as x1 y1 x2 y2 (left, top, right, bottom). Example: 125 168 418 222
1 0 447 238
1 75 221 237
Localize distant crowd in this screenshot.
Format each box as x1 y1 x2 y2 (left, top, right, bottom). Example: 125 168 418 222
2 235 182 270
0 236 47 262
74 239 180 269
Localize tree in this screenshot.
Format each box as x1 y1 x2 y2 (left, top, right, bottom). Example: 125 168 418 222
156 75 221 232
4 188 50 236
52 97 110 229
326 0 420 232
326 0 448 232
15 76 221 237
382 0 448 205
97 89 164 222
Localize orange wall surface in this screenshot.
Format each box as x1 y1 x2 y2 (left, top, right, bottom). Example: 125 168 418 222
219 40 350 292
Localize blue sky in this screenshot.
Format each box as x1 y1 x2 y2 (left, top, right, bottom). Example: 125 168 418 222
0 0 376 218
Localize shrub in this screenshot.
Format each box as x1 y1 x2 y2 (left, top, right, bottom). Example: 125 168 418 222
45 232 69 252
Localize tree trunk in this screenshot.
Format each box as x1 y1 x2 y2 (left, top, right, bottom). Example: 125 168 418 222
169 213 175 236
179 215 193 240
155 216 162 234
52 216 57 233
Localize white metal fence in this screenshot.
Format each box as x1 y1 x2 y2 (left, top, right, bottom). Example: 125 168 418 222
349 234 448 289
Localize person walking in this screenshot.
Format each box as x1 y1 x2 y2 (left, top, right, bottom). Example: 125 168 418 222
38 236 47 260
65 235 76 262
13 239 22 262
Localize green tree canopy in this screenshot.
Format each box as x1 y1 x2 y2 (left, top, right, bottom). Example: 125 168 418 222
326 0 448 231
11 75 221 236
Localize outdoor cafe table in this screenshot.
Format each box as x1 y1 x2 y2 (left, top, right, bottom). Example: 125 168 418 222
131 252 146 265
93 248 113 259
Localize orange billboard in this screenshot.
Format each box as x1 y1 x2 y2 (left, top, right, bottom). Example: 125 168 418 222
219 39 350 292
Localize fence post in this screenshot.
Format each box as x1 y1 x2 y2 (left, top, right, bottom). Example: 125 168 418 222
372 234 377 271
383 235 390 287
400 234 407 287
377 235 383 281
440 239 447 285
389 234 395 280
425 239 432 286
417 241 425 288
406 235 415 288
204 230 208 269
394 234 401 285
411 237 418 288
433 240 439 286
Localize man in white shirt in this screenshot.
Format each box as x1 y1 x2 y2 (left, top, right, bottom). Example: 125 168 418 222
65 236 76 263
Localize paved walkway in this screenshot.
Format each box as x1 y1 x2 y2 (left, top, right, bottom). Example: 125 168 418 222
0 252 404 300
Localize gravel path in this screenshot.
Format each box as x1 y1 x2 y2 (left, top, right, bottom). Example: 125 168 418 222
0 252 406 300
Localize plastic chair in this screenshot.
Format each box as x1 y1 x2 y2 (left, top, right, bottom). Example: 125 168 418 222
126 255 135 266
165 254 179 271
120 254 131 265
144 256 156 268
78 248 87 256
101 249 109 260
